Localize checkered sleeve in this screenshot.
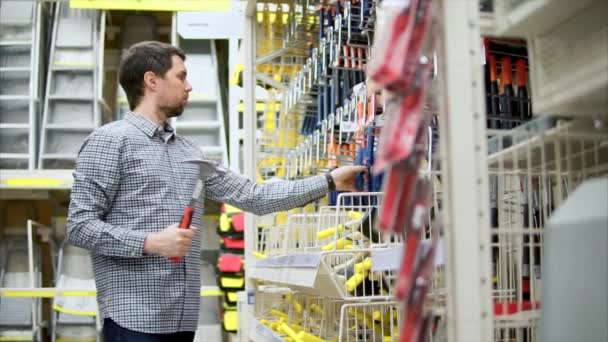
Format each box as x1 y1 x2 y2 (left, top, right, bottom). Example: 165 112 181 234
205 169 329 216
66 131 148 258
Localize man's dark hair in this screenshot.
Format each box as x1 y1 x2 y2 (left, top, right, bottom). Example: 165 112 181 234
118 41 186 110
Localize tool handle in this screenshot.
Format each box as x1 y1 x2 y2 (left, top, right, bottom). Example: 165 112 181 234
169 207 194 263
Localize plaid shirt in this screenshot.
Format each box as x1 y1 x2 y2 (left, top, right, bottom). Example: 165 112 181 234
67 112 328 333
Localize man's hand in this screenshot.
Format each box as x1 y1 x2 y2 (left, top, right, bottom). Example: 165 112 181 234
330 165 368 192
144 224 198 257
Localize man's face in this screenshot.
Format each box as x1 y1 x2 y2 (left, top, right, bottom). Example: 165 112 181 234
156 55 192 118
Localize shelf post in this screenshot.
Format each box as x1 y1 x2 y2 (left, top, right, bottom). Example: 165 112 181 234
240 2 257 341
436 0 494 340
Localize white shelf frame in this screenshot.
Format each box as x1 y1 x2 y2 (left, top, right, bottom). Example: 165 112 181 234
437 0 494 340
240 3 258 340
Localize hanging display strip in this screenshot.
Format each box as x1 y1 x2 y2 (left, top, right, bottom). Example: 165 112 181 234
249 1 443 341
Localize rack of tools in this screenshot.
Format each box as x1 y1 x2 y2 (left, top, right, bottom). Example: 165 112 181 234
242 0 451 341
230 0 608 341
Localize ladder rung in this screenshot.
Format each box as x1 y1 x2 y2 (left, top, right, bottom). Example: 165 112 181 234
0 123 30 129
0 67 31 73
0 95 31 101
44 124 94 131
51 65 95 72
41 153 77 160
174 121 222 130
0 153 30 159
0 40 31 46
47 95 95 101
188 97 218 104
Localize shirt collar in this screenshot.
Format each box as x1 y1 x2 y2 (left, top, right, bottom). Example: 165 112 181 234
125 112 175 140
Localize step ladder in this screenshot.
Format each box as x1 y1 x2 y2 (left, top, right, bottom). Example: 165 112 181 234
0 237 42 341
0 0 42 170
51 242 99 342
39 3 104 169
173 23 228 164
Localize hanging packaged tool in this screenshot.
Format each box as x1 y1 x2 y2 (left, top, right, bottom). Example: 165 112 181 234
368 0 433 93
516 58 531 120
499 56 518 128
218 212 245 236
220 236 245 252
399 229 437 342
487 54 501 128
394 178 431 300
375 63 432 172
218 254 244 274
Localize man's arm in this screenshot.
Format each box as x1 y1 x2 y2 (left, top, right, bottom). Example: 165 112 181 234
204 165 367 216
66 131 148 258
205 169 329 216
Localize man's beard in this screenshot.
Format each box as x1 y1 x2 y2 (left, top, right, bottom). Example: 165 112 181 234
160 103 185 118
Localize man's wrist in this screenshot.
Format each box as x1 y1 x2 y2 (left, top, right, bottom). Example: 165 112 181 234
143 233 158 255
324 172 336 192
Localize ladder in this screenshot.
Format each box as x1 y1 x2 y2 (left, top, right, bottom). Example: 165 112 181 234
0 0 42 170
172 17 228 164
39 3 104 169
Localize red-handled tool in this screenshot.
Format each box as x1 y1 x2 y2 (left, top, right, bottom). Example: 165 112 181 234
170 179 203 263
170 159 223 263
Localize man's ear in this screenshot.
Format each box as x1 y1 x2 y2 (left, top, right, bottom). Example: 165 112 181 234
143 71 157 91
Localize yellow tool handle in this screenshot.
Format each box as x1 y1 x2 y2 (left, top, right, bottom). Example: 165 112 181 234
347 308 384 335
310 303 323 314
293 300 303 314
347 211 364 220
270 322 280 331
354 257 373 273
219 214 231 232
270 309 288 319
373 309 398 323
346 271 368 292
280 323 301 342
252 251 268 259
316 224 344 239
291 323 304 333
322 238 353 251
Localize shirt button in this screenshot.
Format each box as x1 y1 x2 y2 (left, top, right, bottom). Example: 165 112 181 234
131 251 137 256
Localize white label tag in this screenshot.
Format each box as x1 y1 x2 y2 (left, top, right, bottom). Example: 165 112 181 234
340 121 358 133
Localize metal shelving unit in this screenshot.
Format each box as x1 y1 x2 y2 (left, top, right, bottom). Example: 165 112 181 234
239 0 493 340
241 1 607 342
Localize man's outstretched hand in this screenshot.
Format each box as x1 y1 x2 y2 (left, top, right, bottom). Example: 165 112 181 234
330 165 368 192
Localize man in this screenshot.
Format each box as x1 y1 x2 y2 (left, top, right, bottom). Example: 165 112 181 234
66 41 365 342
